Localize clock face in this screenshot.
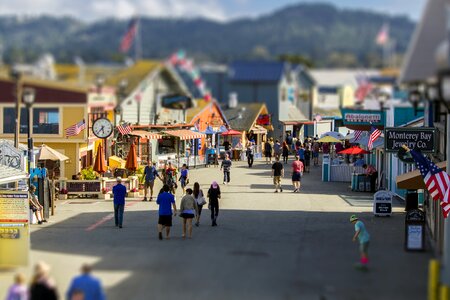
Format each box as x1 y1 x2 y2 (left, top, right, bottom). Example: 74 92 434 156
92 118 113 139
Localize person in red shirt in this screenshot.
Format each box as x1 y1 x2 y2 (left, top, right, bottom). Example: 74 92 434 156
363 164 378 193
291 155 304 192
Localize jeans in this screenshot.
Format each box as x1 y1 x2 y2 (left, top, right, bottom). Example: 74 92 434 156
223 171 230 183
247 154 254 167
114 204 124 226
370 173 378 193
210 203 219 221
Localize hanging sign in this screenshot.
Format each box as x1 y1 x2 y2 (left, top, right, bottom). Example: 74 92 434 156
341 109 385 127
256 114 271 126
385 127 436 153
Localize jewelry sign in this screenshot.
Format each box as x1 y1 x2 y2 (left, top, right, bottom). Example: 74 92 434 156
384 127 436 153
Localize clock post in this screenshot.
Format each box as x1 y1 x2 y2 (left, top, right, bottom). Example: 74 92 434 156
92 118 114 167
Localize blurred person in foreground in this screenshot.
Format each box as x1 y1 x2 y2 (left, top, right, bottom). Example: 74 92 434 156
207 181 221 226
179 188 199 238
30 261 58 300
112 177 126 228
5 273 28 300
157 184 177 240
350 215 370 271
67 264 105 300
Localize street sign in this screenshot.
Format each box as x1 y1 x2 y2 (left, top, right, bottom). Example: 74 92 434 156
385 127 436 153
341 109 385 127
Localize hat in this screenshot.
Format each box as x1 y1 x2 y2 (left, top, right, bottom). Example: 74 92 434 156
212 181 218 188
349 215 358 222
116 176 122 182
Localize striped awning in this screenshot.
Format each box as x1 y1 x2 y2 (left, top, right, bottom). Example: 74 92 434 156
250 125 267 134
130 130 163 140
164 129 205 140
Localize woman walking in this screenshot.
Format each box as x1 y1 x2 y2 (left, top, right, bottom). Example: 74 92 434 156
291 155 304 193
207 181 221 226
179 188 198 238
30 261 59 300
193 182 206 226
179 164 189 194
282 141 289 164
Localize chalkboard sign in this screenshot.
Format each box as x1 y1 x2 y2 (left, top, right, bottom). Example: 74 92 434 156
373 190 392 216
385 127 436 153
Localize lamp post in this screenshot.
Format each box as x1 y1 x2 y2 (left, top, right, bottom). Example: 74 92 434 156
114 79 128 156
23 88 35 176
11 70 22 148
408 89 422 116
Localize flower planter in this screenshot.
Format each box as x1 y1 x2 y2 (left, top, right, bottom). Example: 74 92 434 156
59 194 68 200
98 193 110 200
127 192 140 198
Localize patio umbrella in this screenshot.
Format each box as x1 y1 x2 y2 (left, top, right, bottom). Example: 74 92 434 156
338 146 370 155
38 144 69 161
317 136 342 143
320 131 344 140
221 129 242 136
93 143 107 173
125 142 138 171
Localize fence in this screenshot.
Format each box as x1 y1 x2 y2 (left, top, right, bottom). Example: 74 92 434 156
58 176 138 198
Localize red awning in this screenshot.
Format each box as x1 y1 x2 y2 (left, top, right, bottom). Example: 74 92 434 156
130 130 163 140
164 129 205 140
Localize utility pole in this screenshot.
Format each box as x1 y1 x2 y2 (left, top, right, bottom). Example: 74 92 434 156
12 70 22 148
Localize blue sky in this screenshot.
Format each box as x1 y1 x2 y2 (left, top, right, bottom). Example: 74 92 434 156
0 0 426 21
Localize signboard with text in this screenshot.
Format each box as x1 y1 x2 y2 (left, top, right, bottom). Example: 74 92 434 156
341 109 385 127
385 127 436 153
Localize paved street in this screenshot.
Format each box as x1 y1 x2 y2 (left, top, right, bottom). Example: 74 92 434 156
1 159 430 300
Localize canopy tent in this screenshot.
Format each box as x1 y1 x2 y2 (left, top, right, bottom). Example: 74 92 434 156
125 142 138 171
317 136 342 143
338 146 370 155
354 135 385 150
130 130 163 140
221 129 242 136
93 143 107 173
38 144 69 161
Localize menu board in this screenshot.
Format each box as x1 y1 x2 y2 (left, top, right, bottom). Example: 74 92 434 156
0 192 29 223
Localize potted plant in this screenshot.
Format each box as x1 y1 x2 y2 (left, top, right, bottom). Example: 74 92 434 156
99 187 110 199
59 188 68 200
128 187 140 198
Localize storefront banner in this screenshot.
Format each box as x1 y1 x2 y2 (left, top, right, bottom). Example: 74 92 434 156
385 127 436 153
341 109 385 127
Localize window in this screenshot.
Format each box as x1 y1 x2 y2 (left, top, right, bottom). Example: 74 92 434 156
33 108 59 134
3 107 28 134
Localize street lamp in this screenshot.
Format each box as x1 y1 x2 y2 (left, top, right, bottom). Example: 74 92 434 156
23 87 35 176
114 79 128 155
408 89 422 115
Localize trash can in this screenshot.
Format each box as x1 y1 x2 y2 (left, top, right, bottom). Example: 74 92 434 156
405 209 425 251
405 189 418 211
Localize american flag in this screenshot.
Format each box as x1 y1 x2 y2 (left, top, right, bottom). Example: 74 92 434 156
376 23 389 46
353 130 364 141
117 123 132 135
410 149 450 218
65 120 85 137
119 17 138 53
367 126 381 150
355 74 373 102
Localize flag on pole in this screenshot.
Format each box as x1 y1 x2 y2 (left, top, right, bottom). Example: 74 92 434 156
354 74 373 102
410 149 450 218
376 23 389 46
65 120 85 137
120 17 139 53
117 123 132 135
353 130 364 142
367 126 381 150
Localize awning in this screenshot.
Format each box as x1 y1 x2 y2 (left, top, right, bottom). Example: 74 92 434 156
250 125 267 134
130 130 163 140
396 161 446 189
164 129 205 140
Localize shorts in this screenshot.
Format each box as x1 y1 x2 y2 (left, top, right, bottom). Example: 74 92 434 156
305 160 310 167
158 215 173 226
292 172 301 182
144 180 155 189
273 176 281 185
265 151 272 158
359 241 369 253
31 205 38 212
180 213 195 219
313 152 319 158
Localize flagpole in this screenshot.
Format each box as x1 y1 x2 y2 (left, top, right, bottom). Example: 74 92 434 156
134 15 142 61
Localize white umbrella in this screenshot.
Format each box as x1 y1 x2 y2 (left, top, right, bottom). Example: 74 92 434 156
320 131 345 140
38 144 69 161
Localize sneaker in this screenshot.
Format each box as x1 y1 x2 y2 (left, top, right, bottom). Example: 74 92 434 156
158 232 163 240
293 189 298 193
42 219 48 223
142 197 148 202
119 225 123 228
149 197 152 202
38 221 43 225
223 182 226 185
280 188 283 192
274 190 278 193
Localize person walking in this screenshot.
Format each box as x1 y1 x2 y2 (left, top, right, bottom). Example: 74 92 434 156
350 215 370 270
304 145 311 173
66 264 105 300
156 184 177 240
179 188 199 239
246 142 254 168
193 182 207 227
164 162 178 194
312 141 320 166
29 185 46 224
30 262 58 300
207 181 221 226
291 156 304 193
282 141 289 164
5 273 28 300
297 144 305 166
220 154 232 184
363 164 378 193
112 177 126 228
273 140 282 160
143 160 162 201
179 164 189 194
271 157 284 193
264 139 273 164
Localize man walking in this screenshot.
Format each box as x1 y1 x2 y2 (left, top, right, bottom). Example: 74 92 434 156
67 264 106 300
271 157 284 193
363 164 378 193
112 177 126 228
350 215 370 270
291 156 304 192
264 139 273 164
157 184 177 240
220 154 232 185
246 142 254 167
143 160 162 201
273 140 282 160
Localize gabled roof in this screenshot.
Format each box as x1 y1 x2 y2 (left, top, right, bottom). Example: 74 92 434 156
221 103 266 131
186 99 229 126
229 61 286 82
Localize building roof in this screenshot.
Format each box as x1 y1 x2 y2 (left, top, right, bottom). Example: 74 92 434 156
221 103 265 131
229 61 286 82
186 99 229 126
0 164 27 184
399 0 446 83
311 69 380 88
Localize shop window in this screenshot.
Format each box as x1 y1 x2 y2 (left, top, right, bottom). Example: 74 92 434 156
2 107 27 134
33 108 59 134
158 137 176 154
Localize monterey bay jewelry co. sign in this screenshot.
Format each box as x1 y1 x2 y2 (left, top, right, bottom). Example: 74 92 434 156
385 128 436 153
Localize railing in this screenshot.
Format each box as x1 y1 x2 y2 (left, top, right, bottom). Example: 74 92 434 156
58 176 138 197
